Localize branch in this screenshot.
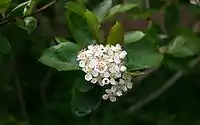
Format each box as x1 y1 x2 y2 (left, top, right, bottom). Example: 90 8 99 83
0 0 56 26
15 76 29 124
40 70 54 105
127 55 200 114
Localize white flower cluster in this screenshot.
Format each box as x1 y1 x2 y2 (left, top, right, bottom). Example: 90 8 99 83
77 44 133 102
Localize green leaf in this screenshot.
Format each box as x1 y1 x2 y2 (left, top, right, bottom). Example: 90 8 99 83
65 1 85 16
71 87 103 117
39 42 80 71
85 9 103 43
164 4 179 34
126 38 164 71
10 1 30 14
0 0 11 17
107 22 124 45
105 3 138 20
75 71 94 92
166 36 200 57
93 0 112 22
0 35 11 54
124 31 145 44
55 37 71 43
66 11 95 46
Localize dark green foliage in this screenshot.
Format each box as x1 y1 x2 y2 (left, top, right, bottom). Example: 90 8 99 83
0 0 200 124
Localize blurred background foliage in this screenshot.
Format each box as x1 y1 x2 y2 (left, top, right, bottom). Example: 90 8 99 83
1 0 200 125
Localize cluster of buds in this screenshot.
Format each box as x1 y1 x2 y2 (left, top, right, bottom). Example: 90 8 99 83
77 44 133 102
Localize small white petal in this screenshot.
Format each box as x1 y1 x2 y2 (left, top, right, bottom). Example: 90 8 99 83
119 79 125 84
114 56 121 64
122 86 128 92
104 72 110 78
110 78 116 85
105 89 112 94
120 66 127 72
119 50 127 59
92 70 99 77
116 90 123 96
115 72 121 78
109 67 116 73
99 80 105 86
111 86 117 93
114 65 120 72
79 61 85 67
109 96 117 102
115 44 122 51
91 78 97 84
88 59 96 68
127 82 133 89
102 94 109 100
85 73 92 81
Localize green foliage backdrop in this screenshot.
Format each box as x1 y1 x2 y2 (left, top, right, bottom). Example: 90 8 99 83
1 0 200 125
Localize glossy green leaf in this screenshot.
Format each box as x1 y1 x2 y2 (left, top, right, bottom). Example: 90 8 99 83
65 1 85 16
66 11 95 46
126 38 164 71
75 71 95 92
164 4 179 34
39 42 80 71
107 22 124 45
105 3 138 20
166 35 200 57
55 37 71 43
71 87 103 117
0 0 11 17
0 35 11 54
124 31 145 44
93 0 112 22
85 9 103 43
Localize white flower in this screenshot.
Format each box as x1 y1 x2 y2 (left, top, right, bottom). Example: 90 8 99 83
91 78 97 84
88 59 96 68
102 78 110 85
104 72 110 78
114 55 121 64
92 70 98 77
127 82 133 89
79 61 85 67
120 66 127 72
119 50 127 59
110 78 116 85
102 94 109 100
85 73 92 81
116 90 123 96
94 61 107 73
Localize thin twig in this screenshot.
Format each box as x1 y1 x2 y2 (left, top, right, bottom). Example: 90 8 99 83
36 0 56 13
15 76 29 124
127 55 200 114
0 0 56 26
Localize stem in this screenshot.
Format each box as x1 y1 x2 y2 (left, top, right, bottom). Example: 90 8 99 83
127 55 200 114
15 75 29 124
40 70 53 105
